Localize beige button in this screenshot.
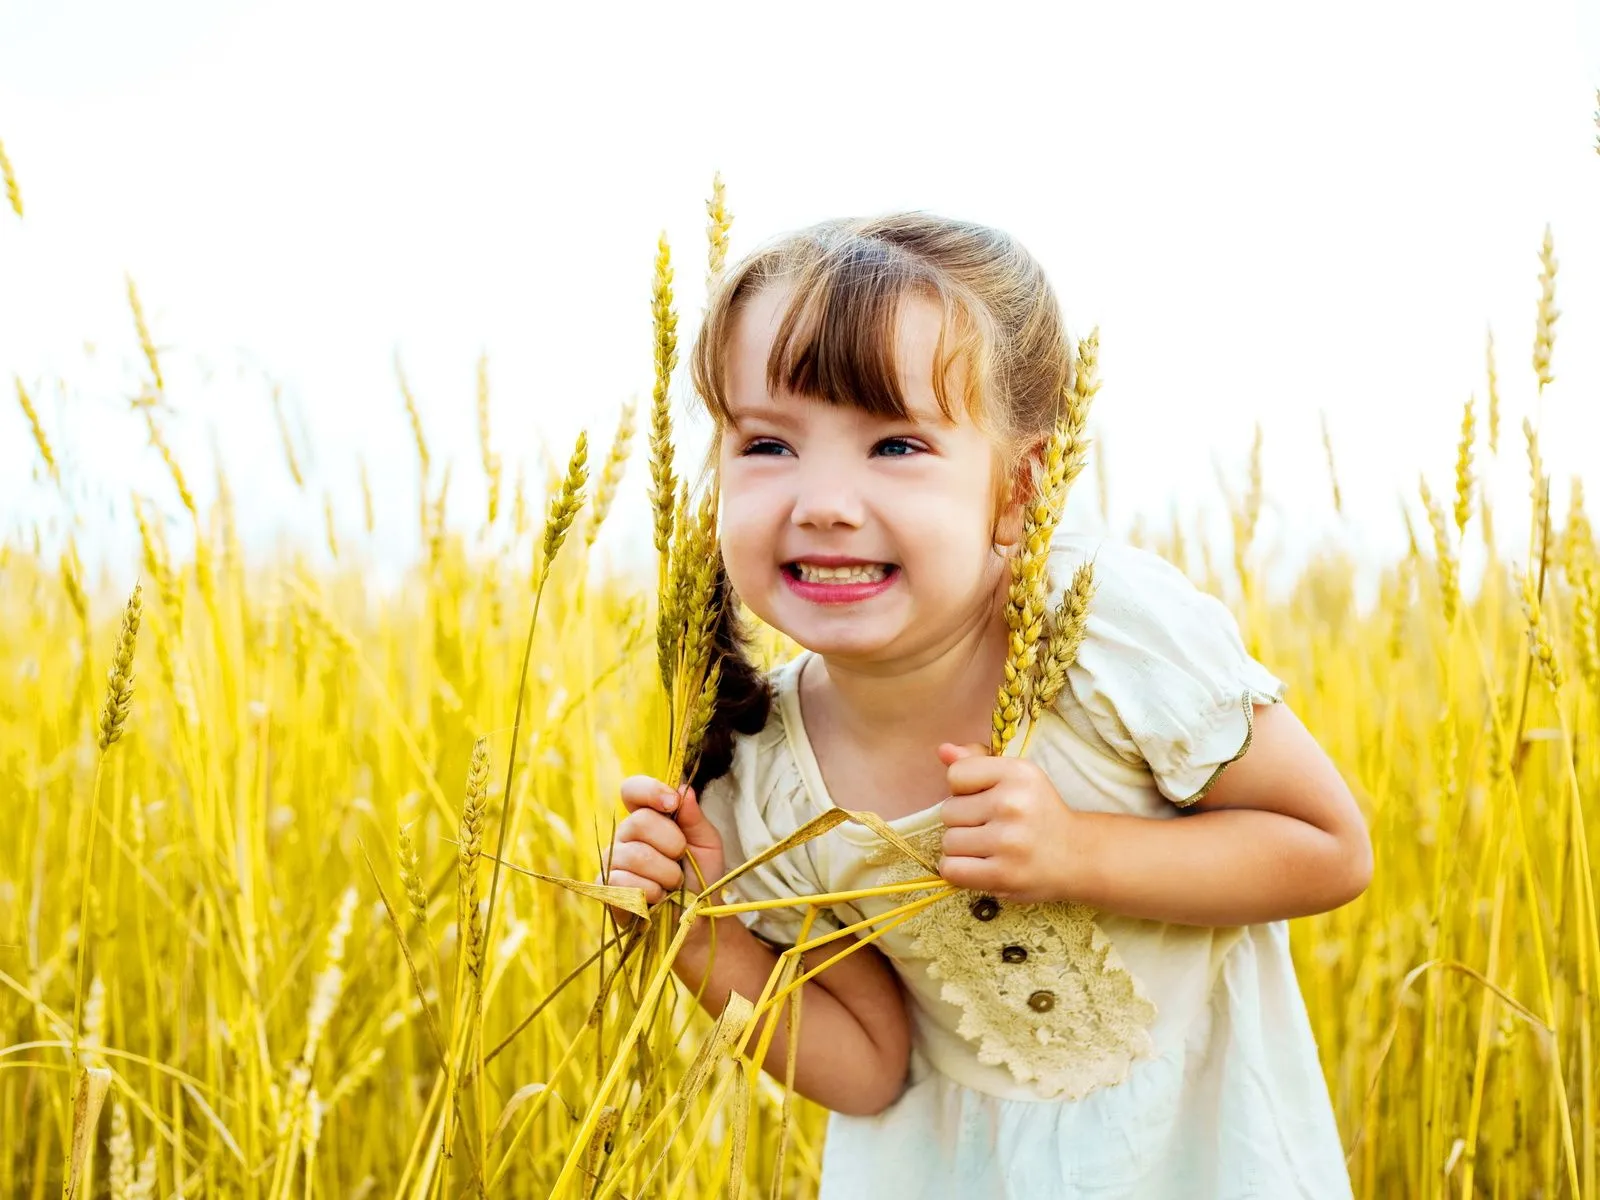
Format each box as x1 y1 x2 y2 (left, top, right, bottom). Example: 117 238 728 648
969 896 1001 922
1027 990 1056 1013
1001 945 1028 963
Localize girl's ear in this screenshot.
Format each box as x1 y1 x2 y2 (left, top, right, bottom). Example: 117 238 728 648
991 441 1045 549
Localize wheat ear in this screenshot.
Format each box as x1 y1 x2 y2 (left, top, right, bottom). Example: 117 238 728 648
586 398 637 549
1532 223 1559 392
0 137 21 217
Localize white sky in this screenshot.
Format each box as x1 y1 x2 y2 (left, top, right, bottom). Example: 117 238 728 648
2 0 1598 596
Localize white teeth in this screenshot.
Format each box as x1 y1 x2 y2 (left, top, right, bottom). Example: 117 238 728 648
794 562 888 584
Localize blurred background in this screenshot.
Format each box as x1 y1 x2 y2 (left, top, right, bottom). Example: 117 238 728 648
3 0 1597 597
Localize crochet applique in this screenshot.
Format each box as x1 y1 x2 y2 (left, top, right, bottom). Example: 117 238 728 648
869 825 1158 1101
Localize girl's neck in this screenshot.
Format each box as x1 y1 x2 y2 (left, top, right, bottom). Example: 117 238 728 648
802 573 1013 749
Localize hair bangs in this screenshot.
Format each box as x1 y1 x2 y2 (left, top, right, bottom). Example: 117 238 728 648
765 245 975 425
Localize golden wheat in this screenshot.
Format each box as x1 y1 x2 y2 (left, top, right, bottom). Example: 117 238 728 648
6 193 1600 1200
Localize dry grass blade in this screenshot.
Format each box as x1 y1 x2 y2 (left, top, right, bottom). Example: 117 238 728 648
64 1066 112 1200
679 991 754 1102
504 866 649 918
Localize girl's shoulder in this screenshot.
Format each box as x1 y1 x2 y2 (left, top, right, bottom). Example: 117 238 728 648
693 652 834 946
1040 531 1285 807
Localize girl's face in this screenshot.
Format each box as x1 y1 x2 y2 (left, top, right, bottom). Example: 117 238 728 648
717 283 1017 667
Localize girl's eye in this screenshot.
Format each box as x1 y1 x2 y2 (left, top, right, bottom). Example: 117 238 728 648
873 437 924 458
739 438 792 457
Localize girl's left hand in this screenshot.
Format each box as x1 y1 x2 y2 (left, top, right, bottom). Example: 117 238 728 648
936 742 1091 904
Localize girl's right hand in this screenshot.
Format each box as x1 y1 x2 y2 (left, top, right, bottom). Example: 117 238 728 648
600 776 727 923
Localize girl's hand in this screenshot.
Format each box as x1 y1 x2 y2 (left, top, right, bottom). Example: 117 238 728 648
599 776 727 924
936 743 1091 904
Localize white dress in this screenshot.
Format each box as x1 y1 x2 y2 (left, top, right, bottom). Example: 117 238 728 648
697 532 1354 1200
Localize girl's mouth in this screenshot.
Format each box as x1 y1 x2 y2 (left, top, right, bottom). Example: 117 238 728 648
781 561 900 605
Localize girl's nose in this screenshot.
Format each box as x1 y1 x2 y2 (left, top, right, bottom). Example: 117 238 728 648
790 470 865 529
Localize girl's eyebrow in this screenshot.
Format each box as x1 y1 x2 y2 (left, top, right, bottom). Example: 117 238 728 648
726 404 799 426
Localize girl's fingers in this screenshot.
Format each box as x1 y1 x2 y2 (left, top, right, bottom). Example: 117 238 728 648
603 840 684 897
620 774 682 814
939 825 991 860
939 792 990 828
669 786 717 849
938 854 997 893
603 868 666 906
945 754 1009 795
616 809 688 860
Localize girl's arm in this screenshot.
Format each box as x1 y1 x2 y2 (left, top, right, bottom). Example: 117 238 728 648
1065 702 1373 925
939 702 1373 926
670 913 912 1117
604 777 911 1115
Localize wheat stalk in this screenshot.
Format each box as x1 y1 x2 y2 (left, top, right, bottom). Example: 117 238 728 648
0 136 21 217
586 398 637 550
358 457 376 535
1453 395 1476 538
1419 478 1460 626
992 431 1066 754
1572 565 1599 697
1532 223 1559 392
125 276 164 395
649 233 680 580
706 172 733 293
458 740 490 984
14 377 60 487
1031 560 1097 720
108 1101 134 1200
477 353 502 530
1520 565 1564 691
1525 417 1549 564
98 584 144 753
271 384 306 490
399 821 429 928
1562 479 1593 580
538 432 590 587
1485 327 1501 456
141 411 198 524
1319 411 1343 517
72 583 142 1090
991 333 1099 755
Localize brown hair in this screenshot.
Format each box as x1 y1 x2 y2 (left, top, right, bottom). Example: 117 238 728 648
684 211 1078 793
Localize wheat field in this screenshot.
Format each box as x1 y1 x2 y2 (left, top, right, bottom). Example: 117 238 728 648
3 152 1600 1198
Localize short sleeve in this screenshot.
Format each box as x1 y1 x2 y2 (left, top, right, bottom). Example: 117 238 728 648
695 719 840 947
1047 533 1286 807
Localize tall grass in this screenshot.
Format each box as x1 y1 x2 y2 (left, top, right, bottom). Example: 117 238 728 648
3 165 1600 1197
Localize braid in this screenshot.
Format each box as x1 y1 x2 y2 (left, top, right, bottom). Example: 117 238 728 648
687 556 772 794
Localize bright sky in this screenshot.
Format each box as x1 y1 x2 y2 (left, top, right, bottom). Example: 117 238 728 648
2 0 1598 595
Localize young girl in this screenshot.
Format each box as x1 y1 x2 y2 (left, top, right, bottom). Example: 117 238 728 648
602 212 1372 1198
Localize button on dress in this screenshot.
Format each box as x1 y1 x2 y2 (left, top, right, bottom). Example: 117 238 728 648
697 532 1355 1200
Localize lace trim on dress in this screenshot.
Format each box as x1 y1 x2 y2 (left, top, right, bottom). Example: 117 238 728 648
868 825 1158 1101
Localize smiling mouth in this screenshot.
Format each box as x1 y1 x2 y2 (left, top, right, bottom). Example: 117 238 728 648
784 562 898 584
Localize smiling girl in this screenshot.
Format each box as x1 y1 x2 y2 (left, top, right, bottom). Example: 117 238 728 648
601 212 1371 1198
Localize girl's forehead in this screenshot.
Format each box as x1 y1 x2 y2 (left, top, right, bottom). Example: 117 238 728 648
726 284 966 427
